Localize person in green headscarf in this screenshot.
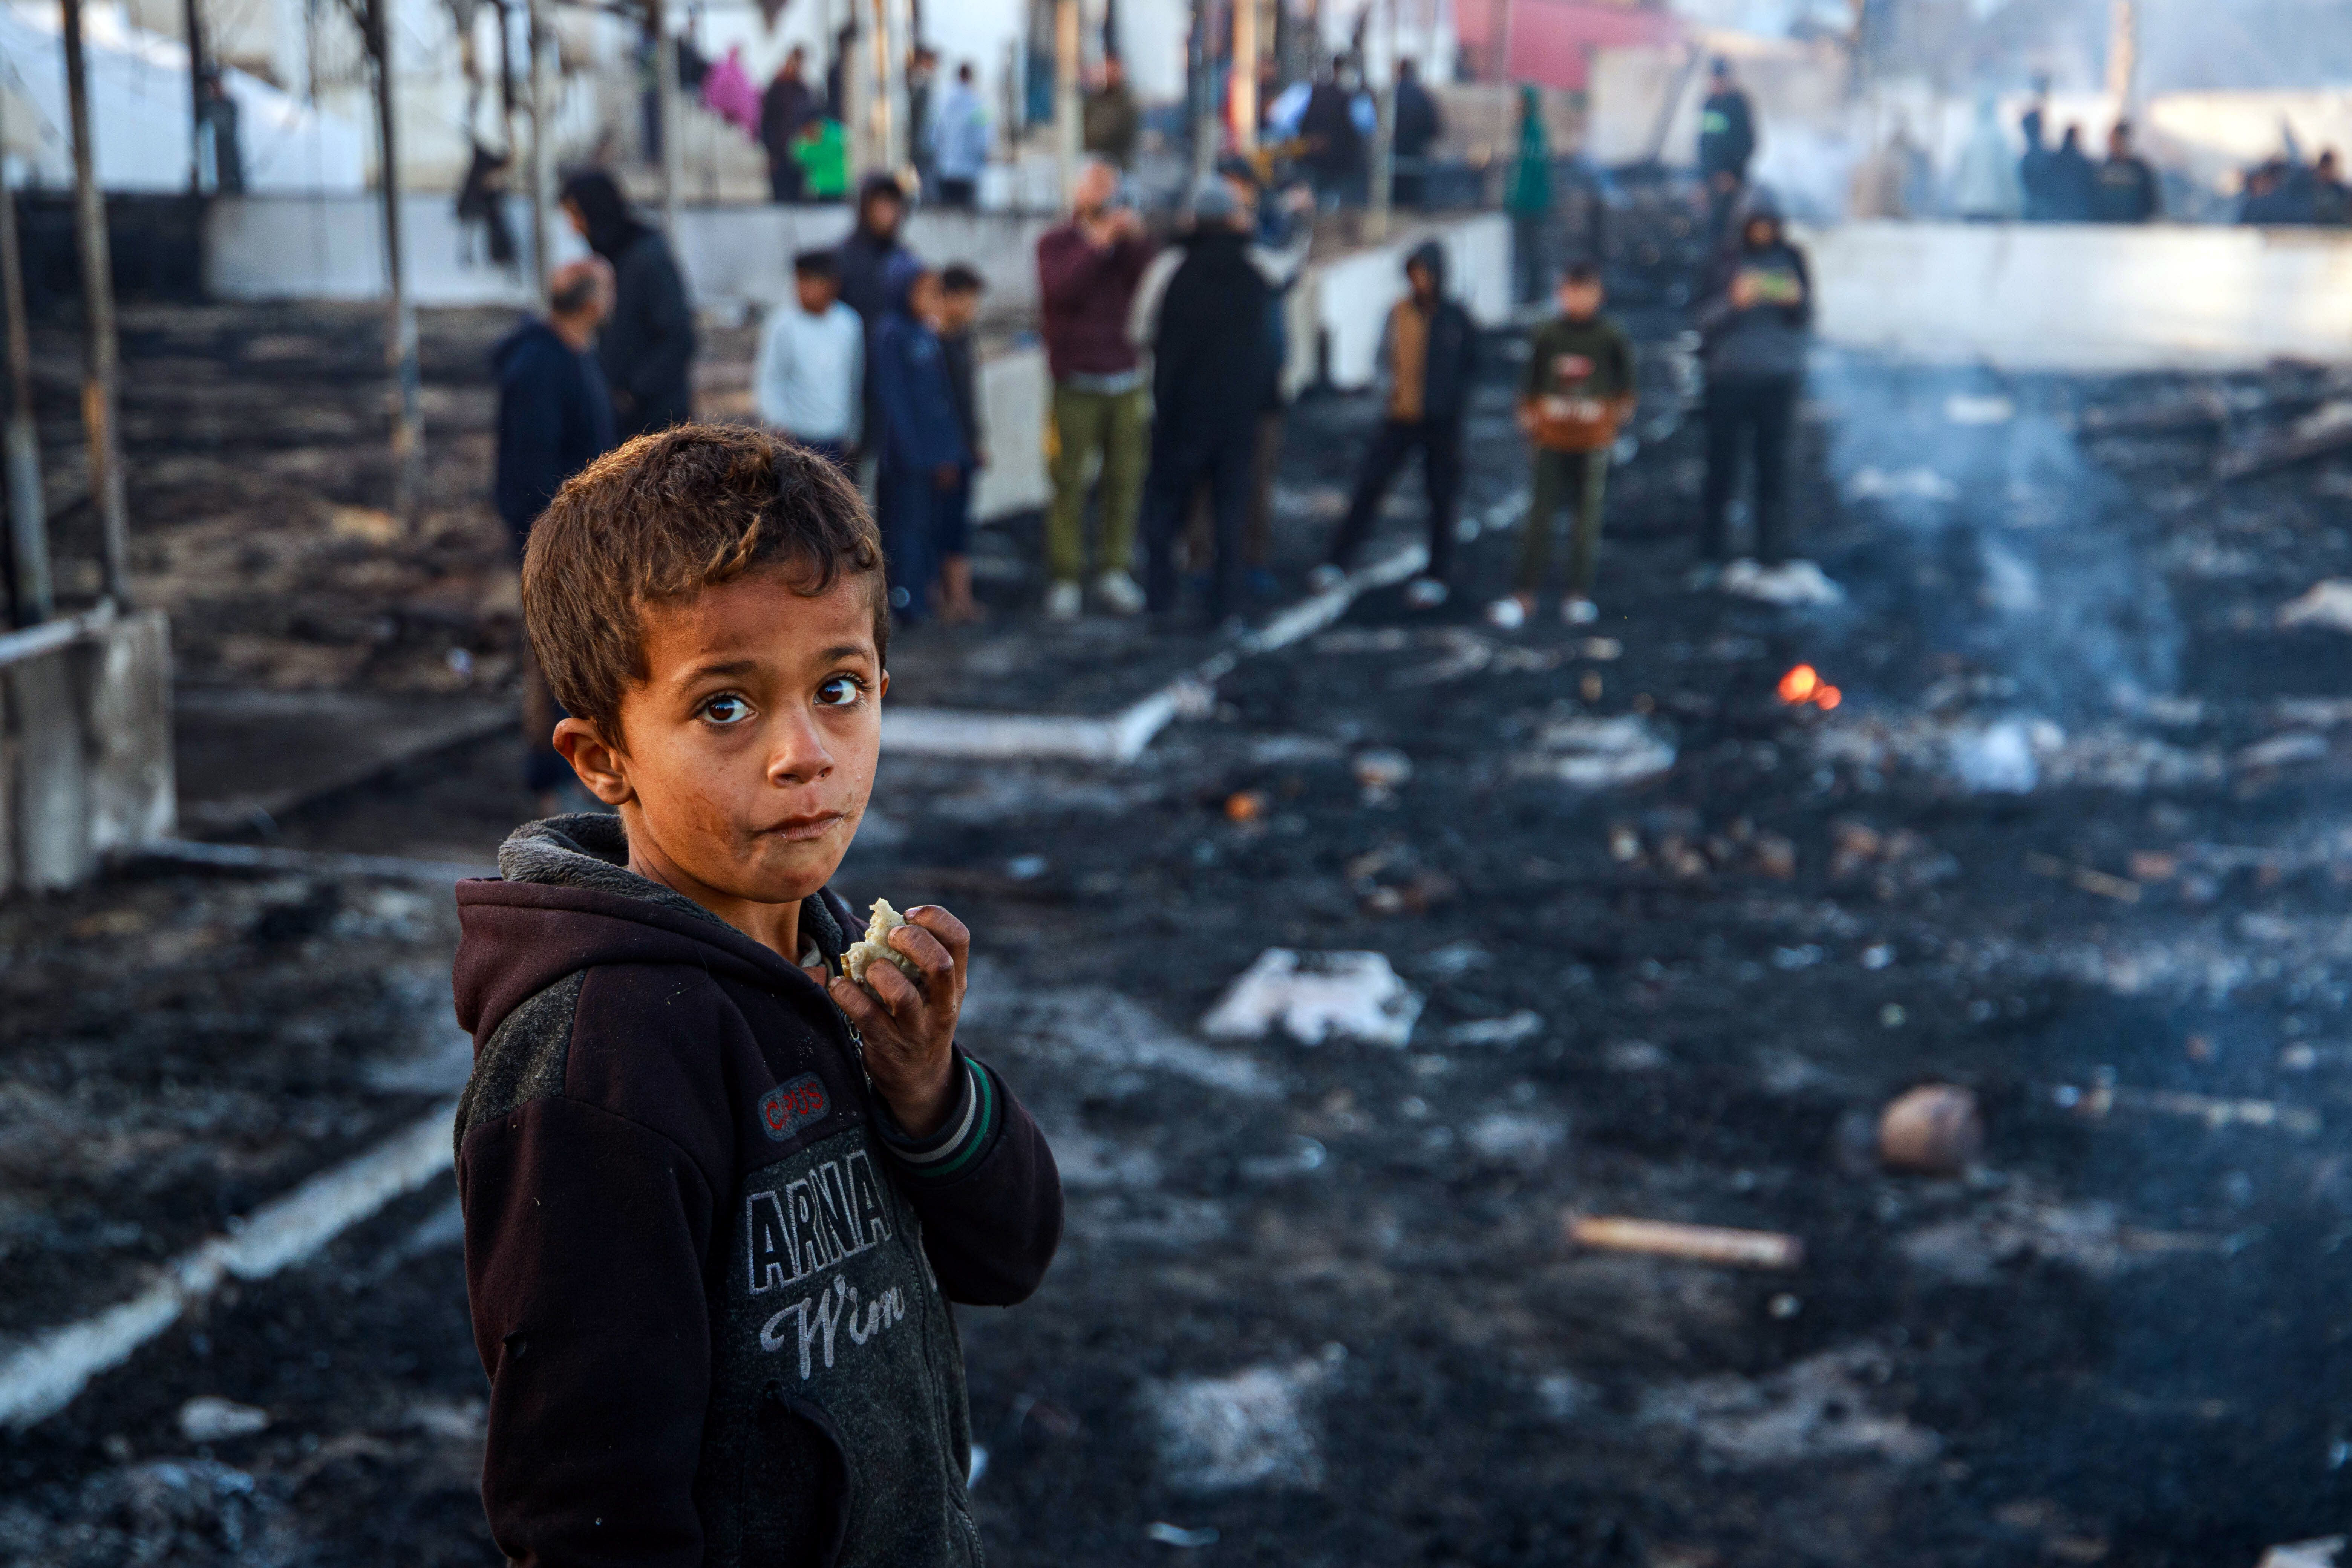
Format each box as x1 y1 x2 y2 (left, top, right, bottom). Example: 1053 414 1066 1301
1506 85 1551 307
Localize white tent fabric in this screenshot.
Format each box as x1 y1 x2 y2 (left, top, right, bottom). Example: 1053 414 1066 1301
0 1 361 191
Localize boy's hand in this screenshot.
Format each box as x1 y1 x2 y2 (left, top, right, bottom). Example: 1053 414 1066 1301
829 906 969 1137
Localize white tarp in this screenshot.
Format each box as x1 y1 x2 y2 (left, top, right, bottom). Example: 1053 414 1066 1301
0 1 362 192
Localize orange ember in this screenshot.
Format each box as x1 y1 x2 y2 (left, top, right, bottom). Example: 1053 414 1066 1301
1777 665 1842 710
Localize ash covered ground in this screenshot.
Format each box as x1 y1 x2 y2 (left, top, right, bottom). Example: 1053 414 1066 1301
7 305 2352 1565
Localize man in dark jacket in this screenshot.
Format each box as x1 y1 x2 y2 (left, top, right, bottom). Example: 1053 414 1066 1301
1318 240 1477 607
835 173 913 327
1081 55 1141 169
1698 199 1811 570
2091 120 2161 223
1698 58 1757 248
560 168 696 438
1141 179 1273 627
1391 58 1441 208
761 46 816 202
2018 107 2056 220
2047 125 2096 220
493 257 616 808
1299 56 1364 204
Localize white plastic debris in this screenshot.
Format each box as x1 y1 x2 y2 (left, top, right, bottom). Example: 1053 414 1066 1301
1948 720 2040 794
2279 581 2352 633
1201 950 1423 1048
2260 1539 2346 1568
967 1444 989 1489
1145 1523 1222 1548
1146 1357 1335 1491
178 1396 270 1442
1464 1111 1566 1165
1720 559 1847 606
1445 1011 1543 1047
1511 716 1677 788
1943 393 2016 426
1844 466 1959 503
2238 731 2330 770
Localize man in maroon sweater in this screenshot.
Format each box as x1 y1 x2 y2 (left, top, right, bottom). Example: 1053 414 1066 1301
1035 158 1154 619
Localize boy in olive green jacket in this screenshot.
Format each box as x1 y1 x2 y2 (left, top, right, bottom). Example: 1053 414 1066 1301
1490 262 1637 629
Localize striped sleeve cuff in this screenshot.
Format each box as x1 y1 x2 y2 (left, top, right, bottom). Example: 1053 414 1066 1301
870 1052 1002 1184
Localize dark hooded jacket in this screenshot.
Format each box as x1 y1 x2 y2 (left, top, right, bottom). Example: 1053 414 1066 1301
491 318 616 545
1698 205 1813 382
452 813 1061 1568
835 179 914 327
871 260 972 474
563 172 697 439
1381 240 1478 426
1150 225 1275 455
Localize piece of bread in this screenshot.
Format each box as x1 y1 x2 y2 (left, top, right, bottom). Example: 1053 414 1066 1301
844 897 925 988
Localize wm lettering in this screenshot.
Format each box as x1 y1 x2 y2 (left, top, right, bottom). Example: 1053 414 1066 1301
746 1149 892 1293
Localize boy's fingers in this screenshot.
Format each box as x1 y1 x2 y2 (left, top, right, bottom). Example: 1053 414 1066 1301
905 905 972 970
888 922 957 986
828 975 887 1031
861 959 926 1016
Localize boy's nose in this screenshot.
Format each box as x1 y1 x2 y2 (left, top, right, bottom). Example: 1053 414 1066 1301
766 714 835 786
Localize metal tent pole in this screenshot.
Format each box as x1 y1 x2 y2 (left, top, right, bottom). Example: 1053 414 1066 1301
528 0 556 306
1054 0 1078 202
0 169 46 625
652 0 681 232
60 0 128 606
365 0 424 522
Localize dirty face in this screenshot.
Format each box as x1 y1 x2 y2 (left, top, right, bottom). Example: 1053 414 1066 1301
795 273 841 315
563 568 885 924
1560 278 1603 319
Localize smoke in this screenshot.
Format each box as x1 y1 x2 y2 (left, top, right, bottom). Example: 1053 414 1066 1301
1805 349 2182 723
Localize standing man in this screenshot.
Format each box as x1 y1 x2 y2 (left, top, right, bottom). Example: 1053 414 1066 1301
2018 106 2056 220
492 258 615 811
1036 159 1153 618
1697 199 1811 574
1505 86 1551 306
836 173 913 324
931 61 990 208
1141 179 1273 630
2047 126 2096 220
1082 56 1141 170
1299 55 1365 206
1317 241 1478 609
907 46 940 198
1698 57 1758 249
1391 58 1442 209
761 46 816 202
559 170 695 438
2091 121 2161 223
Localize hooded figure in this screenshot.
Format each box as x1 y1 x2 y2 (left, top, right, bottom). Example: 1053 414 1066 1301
1506 86 1552 305
2047 126 2096 220
1698 198 1812 568
1320 239 1478 603
1140 179 1274 624
559 170 696 438
870 257 971 622
2019 107 2057 220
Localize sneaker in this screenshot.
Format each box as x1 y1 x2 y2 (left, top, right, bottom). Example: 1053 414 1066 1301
1485 595 1528 630
1046 580 1083 620
1404 577 1449 609
1562 596 1598 625
1306 563 1347 594
1095 570 1145 615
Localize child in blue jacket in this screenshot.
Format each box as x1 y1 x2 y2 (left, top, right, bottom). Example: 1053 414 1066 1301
871 260 972 622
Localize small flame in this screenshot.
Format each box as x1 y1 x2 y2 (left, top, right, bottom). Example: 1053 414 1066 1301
1778 664 1842 710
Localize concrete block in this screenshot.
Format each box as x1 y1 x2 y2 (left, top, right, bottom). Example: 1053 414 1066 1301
1 608 175 896
8 651 91 892
83 611 176 854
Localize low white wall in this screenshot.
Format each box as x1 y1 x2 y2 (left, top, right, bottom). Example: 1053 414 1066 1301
1805 220 2352 372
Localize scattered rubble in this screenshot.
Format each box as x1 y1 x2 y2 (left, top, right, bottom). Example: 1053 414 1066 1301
176 1397 272 1442
1565 1216 1804 1270
1719 558 1847 606
1199 950 1423 1048
2278 581 2352 633
1511 715 1677 788
1638 1344 1939 1470
1144 1353 1340 1492
1877 1085 1984 1176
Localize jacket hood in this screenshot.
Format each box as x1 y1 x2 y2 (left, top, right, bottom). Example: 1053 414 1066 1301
451 813 851 1046
558 169 649 262
881 253 927 317
1405 239 1447 291
490 315 565 376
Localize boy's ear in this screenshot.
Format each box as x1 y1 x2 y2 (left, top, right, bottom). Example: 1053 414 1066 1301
553 717 639 808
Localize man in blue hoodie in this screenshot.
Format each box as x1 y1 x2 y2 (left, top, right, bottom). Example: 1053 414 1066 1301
871 259 972 623
494 257 618 808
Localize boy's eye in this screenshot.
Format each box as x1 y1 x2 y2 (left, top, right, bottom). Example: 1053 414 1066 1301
701 694 753 726
816 675 864 708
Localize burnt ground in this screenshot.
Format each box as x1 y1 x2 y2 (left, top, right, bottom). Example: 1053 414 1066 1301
8 302 2352 1565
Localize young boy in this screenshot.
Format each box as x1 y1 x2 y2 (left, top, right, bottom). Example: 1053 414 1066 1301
453 426 1061 1563
1492 261 1637 629
754 248 863 476
933 263 989 623
871 261 973 623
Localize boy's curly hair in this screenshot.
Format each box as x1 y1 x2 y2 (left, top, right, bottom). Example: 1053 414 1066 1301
521 425 887 741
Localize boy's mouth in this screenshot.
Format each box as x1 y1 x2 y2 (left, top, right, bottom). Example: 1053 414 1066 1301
763 812 848 844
